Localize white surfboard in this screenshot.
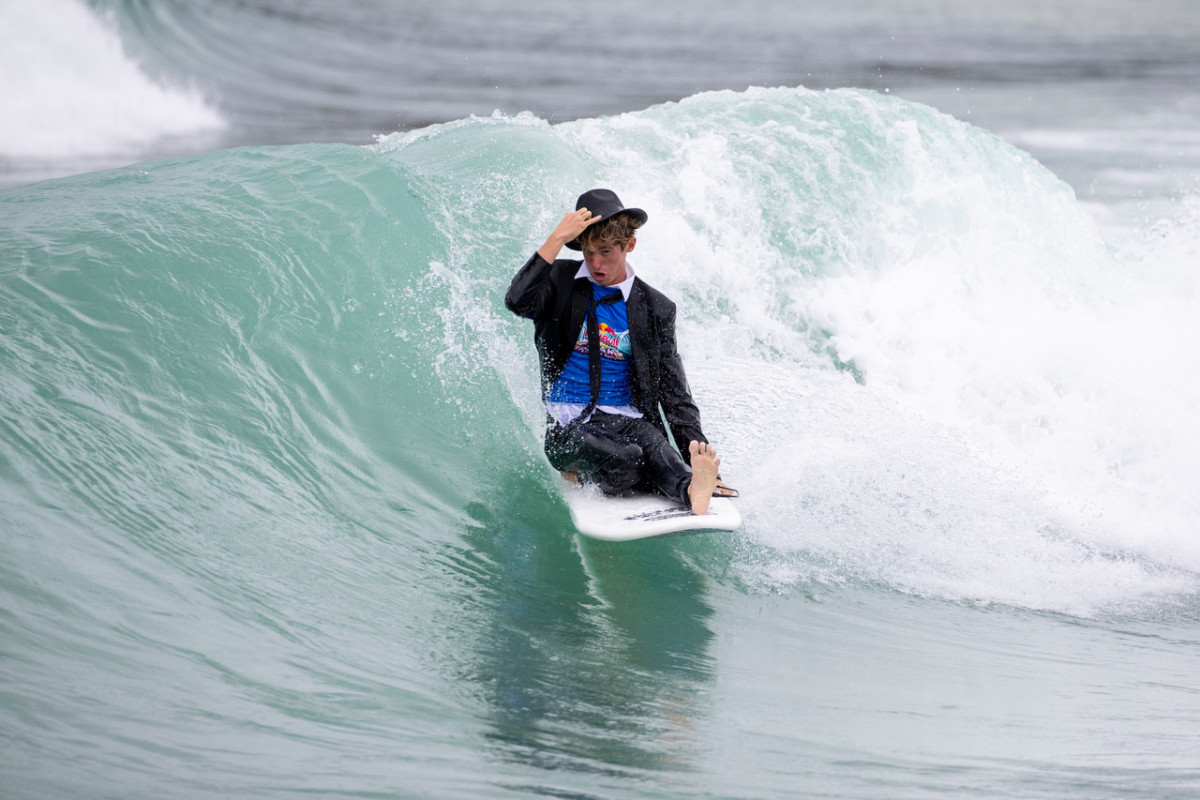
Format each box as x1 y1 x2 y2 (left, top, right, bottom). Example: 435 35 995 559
564 482 742 542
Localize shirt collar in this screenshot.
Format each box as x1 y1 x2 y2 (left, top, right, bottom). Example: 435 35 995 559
575 262 637 301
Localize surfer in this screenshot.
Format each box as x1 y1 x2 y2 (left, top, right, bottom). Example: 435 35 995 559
505 188 732 515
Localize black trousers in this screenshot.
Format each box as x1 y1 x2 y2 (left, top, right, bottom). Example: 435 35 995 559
545 411 692 505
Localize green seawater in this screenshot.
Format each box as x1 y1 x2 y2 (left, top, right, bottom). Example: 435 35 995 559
3 88 1199 799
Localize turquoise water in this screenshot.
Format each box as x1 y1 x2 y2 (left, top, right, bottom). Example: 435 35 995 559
3 87 1200 798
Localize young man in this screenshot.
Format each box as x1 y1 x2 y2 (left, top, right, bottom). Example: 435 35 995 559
505 188 730 515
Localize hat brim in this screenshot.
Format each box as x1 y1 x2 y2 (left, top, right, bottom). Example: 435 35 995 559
565 207 648 251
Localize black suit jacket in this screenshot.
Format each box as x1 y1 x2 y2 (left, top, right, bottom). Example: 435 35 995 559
505 252 707 460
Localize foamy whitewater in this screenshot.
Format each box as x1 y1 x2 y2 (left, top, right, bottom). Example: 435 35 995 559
379 95 1200 613
3 1 1199 799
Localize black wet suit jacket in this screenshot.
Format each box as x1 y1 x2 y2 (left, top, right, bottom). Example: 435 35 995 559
505 252 708 463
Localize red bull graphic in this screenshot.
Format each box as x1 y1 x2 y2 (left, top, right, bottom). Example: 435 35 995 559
573 322 631 361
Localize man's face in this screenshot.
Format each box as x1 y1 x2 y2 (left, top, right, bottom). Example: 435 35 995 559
582 237 636 287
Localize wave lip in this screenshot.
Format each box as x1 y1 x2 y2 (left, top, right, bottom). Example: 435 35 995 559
1 0 224 161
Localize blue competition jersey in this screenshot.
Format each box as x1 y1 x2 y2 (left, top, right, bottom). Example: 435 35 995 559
546 284 634 406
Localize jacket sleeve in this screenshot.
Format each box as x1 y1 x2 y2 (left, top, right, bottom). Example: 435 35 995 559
655 302 707 460
505 252 556 320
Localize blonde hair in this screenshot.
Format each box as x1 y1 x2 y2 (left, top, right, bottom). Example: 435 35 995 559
579 213 643 250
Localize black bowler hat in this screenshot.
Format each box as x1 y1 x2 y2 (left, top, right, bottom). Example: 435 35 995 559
566 188 648 250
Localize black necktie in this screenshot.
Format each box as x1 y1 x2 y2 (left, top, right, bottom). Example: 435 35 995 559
581 292 621 421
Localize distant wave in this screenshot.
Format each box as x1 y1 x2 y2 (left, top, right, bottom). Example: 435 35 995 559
0 0 223 160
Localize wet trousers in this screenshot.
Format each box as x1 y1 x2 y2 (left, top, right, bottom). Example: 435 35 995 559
545 411 692 505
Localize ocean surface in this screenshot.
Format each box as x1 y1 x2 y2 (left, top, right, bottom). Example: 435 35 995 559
3 1 1200 798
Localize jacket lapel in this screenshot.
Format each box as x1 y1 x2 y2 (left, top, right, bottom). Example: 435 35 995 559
626 279 656 415
560 278 591 363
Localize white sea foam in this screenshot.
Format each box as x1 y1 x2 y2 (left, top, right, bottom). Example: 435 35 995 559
0 0 224 161
554 90 1200 613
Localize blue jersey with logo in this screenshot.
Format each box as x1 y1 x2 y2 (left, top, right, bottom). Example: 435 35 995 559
545 284 635 407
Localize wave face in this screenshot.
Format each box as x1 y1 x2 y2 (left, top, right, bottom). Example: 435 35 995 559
3 88 1199 798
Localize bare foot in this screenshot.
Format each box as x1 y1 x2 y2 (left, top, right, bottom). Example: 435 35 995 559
687 441 720 515
561 471 580 485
